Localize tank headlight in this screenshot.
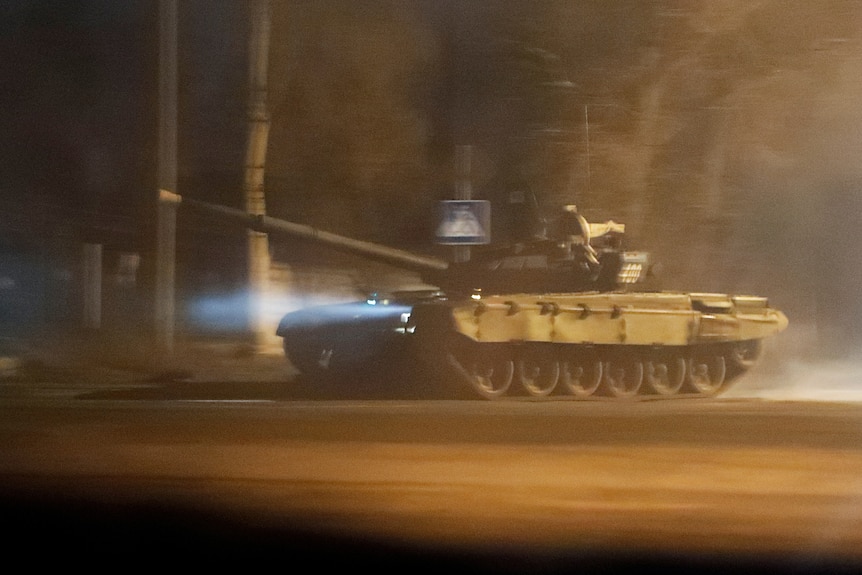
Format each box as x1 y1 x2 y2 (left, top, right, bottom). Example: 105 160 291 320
396 312 415 334
366 292 391 305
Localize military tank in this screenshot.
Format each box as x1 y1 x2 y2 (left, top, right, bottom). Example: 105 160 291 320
168 193 788 400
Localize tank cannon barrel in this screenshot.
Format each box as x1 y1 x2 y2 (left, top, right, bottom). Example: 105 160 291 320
162 191 450 275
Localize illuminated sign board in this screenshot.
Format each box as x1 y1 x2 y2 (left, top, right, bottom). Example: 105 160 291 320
436 200 491 245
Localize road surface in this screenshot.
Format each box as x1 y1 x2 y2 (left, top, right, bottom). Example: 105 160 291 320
2 375 862 573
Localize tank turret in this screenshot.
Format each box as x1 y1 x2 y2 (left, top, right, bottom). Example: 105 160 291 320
167 192 649 296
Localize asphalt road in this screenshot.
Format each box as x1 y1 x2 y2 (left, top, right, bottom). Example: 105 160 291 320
2 375 862 574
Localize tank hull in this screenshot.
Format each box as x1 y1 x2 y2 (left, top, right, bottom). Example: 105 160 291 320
278 290 788 400
443 291 787 346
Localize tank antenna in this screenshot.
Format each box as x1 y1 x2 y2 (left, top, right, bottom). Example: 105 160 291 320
584 104 591 193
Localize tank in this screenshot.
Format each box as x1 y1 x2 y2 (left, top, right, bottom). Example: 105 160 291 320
168 192 788 400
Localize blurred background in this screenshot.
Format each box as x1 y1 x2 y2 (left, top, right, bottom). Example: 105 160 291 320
0 0 860 358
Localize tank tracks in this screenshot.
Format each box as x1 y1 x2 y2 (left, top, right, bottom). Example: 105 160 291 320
447 339 762 400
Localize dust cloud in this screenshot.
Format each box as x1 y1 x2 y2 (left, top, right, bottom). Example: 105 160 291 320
728 356 862 403
727 325 862 402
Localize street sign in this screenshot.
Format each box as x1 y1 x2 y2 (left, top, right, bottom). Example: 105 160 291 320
436 200 491 245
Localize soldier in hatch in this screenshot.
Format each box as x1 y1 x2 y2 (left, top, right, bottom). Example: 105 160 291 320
551 204 599 266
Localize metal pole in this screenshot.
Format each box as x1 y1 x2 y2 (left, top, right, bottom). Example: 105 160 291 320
584 105 591 193
155 0 178 353
454 144 472 263
82 243 102 330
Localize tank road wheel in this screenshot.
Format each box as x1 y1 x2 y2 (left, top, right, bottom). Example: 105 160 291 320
517 350 560 397
687 354 726 396
469 354 514 399
602 358 644 399
283 338 334 379
450 346 514 400
723 339 763 386
645 356 687 396
560 357 603 398
729 340 763 371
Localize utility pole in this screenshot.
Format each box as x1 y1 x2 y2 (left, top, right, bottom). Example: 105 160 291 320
155 0 178 353
244 0 272 351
